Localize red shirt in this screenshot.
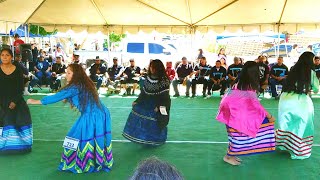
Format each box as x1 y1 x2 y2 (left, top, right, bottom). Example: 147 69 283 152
13 39 25 54
166 67 175 81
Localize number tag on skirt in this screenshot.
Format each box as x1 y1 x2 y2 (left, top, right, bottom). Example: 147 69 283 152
159 106 168 115
62 136 79 151
0 127 3 136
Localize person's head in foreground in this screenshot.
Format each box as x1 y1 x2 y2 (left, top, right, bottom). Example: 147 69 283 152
130 156 184 180
237 61 260 91
283 51 315 94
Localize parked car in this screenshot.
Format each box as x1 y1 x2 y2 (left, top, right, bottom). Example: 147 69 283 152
74 41 179 69
121 40 179 68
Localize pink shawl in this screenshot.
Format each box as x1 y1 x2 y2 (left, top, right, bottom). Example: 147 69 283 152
216 87 267 137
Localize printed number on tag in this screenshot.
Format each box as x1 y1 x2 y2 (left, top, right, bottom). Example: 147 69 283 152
0 127 3 136
276 85 283 91
62 136 79 151
159 106 168 115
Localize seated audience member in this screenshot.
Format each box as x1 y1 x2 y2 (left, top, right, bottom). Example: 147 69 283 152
50 56 66 91
269 56 288 99
89 56 107 90
208 60 227 97
257 55 270 94
191 56 211 97
72 53 80 64
34 55 51 85
227 57 243 86
172 57 193 97
121 59 141 95
314 56 320 79
106 57 123 91
165 61 175 81
130 156 184 180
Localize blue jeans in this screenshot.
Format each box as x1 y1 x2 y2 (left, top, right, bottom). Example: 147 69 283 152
36 71 51 85
269 78 285 97
28 76 39 92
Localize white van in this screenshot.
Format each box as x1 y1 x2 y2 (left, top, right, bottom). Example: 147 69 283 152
120 41 178 69
74 41 178 69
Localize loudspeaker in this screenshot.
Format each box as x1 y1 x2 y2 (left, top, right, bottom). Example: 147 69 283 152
20 44 33 62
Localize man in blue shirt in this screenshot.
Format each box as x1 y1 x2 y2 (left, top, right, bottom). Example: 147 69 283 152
191 57 211 97
208 60 227 97
34 55 51 85
269 56 288 99
227 57 243 87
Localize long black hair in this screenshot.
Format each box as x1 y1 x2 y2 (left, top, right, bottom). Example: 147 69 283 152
148 59 169 81
237 61 260 91
62 64 101 112
283 51 315 94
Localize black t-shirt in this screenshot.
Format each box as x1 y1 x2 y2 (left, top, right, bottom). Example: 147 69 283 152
194 63 211 77
107 65 123 80
315 64 320 78
209 66 227 80
51 63 66 74
176 63 193 78
89 63 107 76
258 62 270 82
124 66 141 79
270 64 288 78
227 64 243 78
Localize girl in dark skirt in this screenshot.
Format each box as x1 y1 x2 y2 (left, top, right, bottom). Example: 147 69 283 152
0 48 32 154
123 59 171 146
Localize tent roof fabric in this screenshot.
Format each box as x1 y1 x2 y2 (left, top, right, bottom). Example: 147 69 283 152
1 0 320 34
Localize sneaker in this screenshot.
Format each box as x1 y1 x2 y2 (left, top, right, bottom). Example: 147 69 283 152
202 93 206 97
191 94 196 98
185 93 190 97
173 94 180 97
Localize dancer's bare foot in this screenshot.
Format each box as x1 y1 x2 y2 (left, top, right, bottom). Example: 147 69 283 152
235 156 242 162
223 155 241 166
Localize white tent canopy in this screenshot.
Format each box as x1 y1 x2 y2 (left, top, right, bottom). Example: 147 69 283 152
1 0 320 34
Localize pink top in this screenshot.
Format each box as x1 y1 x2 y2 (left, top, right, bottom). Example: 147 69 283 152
216 85 267 137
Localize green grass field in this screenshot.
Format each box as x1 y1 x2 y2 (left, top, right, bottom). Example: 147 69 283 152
0 93 319 180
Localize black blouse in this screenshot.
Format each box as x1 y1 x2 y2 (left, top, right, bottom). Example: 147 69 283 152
0 65 24 104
